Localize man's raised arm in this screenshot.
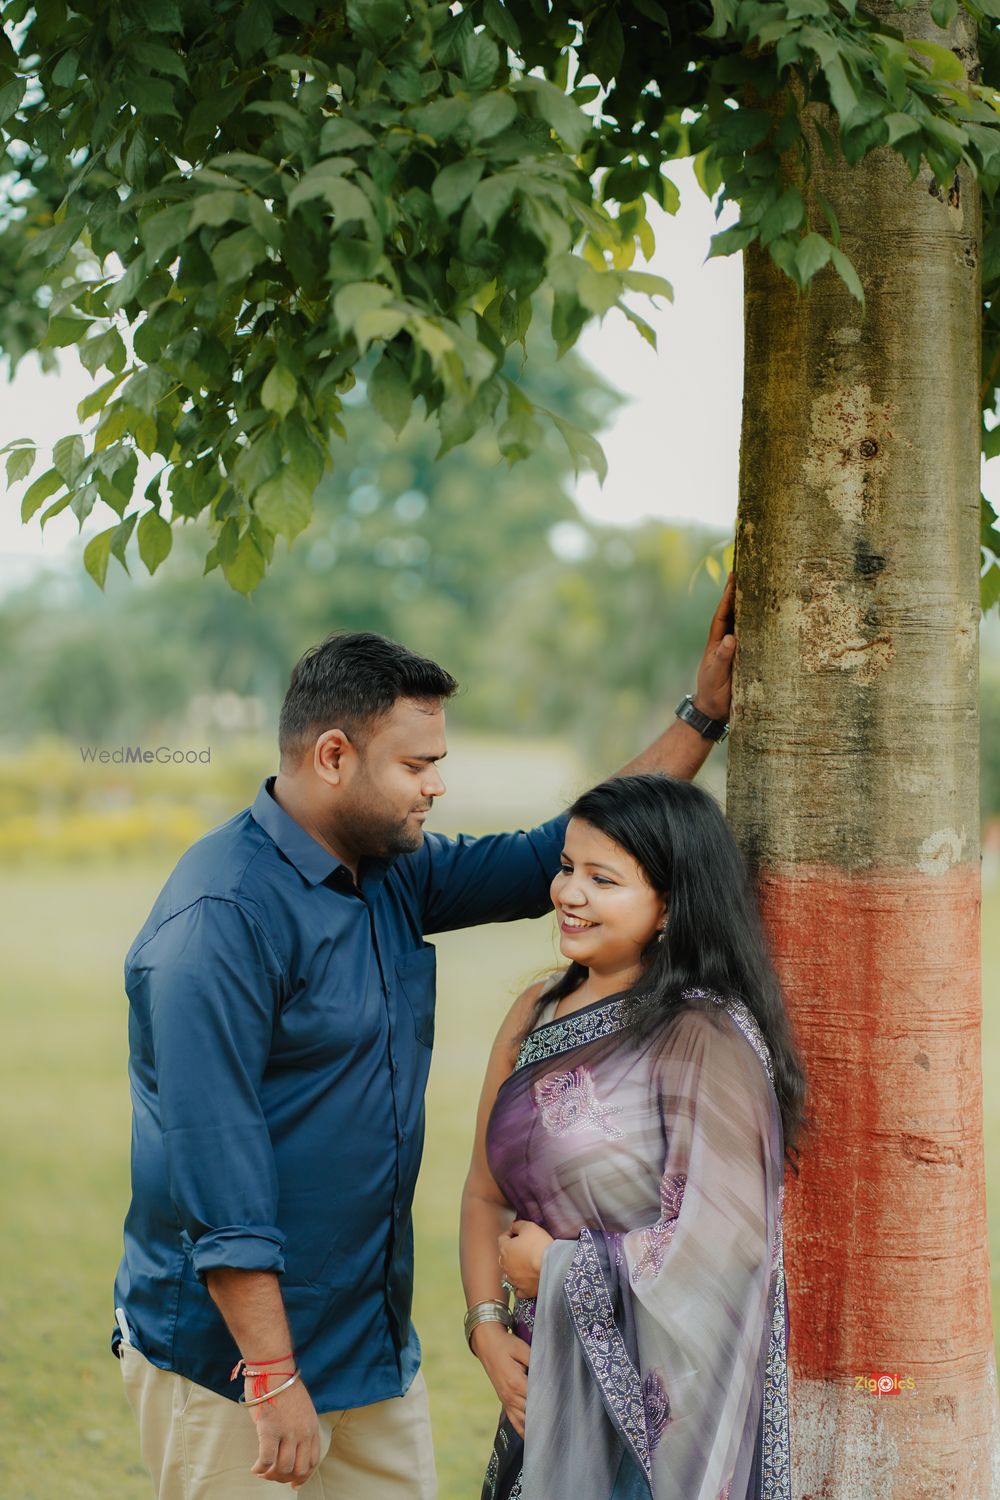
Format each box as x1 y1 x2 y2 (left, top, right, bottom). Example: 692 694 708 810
612 572 735 782
404 575 736 935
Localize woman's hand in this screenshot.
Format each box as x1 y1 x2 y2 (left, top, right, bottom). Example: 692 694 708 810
470 1322 531 1438
498 1219 553 1301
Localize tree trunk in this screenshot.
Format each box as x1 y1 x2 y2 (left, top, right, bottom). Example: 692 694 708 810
727 5 1000 1495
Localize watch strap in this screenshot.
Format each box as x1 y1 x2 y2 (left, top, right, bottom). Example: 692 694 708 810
675 693 730 743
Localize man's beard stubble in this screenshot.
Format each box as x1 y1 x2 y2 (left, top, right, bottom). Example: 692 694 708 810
336 770 426 859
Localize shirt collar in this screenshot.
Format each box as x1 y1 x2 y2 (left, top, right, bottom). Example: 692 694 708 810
251 777 393 894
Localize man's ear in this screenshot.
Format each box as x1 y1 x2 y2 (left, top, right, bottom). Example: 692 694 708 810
314 728 353 785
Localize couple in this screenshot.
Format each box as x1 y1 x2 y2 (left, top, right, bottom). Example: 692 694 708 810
113 576 807 1500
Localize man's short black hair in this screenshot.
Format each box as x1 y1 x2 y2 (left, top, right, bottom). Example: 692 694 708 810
278 631 459 762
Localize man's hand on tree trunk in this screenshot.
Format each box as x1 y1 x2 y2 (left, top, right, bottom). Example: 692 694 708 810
692 572 736 724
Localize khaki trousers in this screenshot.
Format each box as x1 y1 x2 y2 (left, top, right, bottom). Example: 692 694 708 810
119 1344 437 1500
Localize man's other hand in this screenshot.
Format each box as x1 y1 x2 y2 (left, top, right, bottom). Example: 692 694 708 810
248 1378 323 1489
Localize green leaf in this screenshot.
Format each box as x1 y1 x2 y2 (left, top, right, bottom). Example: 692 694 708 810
981 493 999 549
0 76 26 126
482 0 521 48
909 38 964 83
134 0 183 32
130 38 188 80
190 190 245 230
334 281 394 334
262 364 298 418
458 31 500 91
52 49 80 88
6 446 36 485
981 561 1000 613
44 315 92 348
39 493 74 528
758 187 805 247
347 0 408 48
618 270 673 301
107 254 150 312
21 468 63 523
143 203 192 264
71 483 99 528
84 526 114 589
120 366 173 416
288 168 374 226
408 97 468 142
589 6 625 86
77 371 128 421
830 244 864 304
470 173 518 232
931 0 958 27
768 234 801 286
368 351 413 435
550 411 608 483
222 528 268 594
497 408 543 463
468 91 518 143
53 434 86 484
210 226 265 286
708 223 758 258
79 328 128 377
796 232 832 283
513 77 590 153
132 75 181 119
137 508 173 574
621 304 657 349
235 0 274 61
433 158 485 215
819 53 860 123
319 117 376 152
255 465 314 540
109 512 138 572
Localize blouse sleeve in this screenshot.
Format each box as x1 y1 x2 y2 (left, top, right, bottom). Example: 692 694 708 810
522 1006 785 1500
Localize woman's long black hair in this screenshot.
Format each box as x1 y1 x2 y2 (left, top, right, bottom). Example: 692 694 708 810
532 772 810 1175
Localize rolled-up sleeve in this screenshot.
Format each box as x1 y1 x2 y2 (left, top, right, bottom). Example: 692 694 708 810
413 811 570 934
128 897 286 1280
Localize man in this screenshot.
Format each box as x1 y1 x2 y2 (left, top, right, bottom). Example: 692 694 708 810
113 578 736 1499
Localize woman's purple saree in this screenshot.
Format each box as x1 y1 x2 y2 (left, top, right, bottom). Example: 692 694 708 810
481 989 791 1500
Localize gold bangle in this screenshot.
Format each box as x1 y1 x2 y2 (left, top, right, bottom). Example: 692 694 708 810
239 1369 302 1407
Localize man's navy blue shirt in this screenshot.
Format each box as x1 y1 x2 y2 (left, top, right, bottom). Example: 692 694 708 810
114 777 569 1412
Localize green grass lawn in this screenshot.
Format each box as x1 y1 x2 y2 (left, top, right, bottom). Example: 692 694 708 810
2 858 997 1500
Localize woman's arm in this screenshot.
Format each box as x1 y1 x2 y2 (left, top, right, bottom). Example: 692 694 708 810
459 979 549 1437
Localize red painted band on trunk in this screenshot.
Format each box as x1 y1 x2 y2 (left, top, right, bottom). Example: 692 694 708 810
757 863 989 1381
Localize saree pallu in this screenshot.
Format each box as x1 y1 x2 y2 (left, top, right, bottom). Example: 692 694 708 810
480 991 792 1500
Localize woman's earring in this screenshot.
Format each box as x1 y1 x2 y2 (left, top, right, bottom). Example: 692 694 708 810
656 922 668 943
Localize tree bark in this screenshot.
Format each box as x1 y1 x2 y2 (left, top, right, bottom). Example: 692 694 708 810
728 5 1000 1495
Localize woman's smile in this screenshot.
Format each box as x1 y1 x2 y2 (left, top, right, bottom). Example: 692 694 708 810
559 911 599 933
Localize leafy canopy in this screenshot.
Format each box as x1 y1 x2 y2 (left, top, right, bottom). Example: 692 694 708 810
2 0 1000 598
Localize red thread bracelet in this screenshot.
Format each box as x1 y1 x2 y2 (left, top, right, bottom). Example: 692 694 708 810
230 1352 296 1405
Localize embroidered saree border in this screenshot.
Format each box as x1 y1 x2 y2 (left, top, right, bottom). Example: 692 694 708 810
563 1227 654 1486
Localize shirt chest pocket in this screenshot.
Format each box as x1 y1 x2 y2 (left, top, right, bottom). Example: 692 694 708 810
395 945 437 1048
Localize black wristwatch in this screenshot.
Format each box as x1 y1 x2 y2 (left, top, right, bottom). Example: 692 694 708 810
675 693 730 743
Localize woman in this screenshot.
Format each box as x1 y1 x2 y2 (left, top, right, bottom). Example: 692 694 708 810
459 772 808 1500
